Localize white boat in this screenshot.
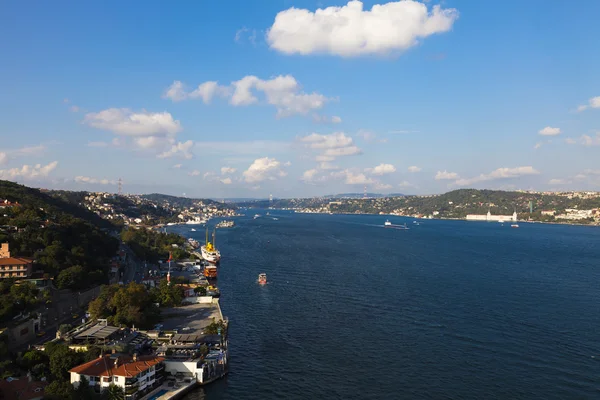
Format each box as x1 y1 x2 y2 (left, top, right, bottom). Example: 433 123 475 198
253 214 260 219
200 228 221 263
511 224 519 228
190 228 196 232
258 273 267 285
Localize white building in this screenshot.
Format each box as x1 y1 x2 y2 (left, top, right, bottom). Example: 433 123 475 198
69 354 164 399
466 210 517 222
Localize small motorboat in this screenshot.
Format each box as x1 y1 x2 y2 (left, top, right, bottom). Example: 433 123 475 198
258 273 267 285
511 224 519 228
191 228 196 231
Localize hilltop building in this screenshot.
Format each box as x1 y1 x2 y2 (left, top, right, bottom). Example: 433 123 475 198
0 243 33 279
466 210 517 222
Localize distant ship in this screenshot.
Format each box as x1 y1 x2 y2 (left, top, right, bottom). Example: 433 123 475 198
384 220 409 230
511 224 519 228
201 228 221 263
254 214 260 219
258 273 267 285
190 228 196 232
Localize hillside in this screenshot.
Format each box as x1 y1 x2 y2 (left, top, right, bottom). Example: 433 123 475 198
142 193 230 210
0 180 119 290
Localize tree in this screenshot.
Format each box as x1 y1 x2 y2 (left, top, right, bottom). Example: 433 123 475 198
46 343 83 381
194 286 207 296
102 384 125 400
56 265 86 290
44 380 75 400
59 324 73 334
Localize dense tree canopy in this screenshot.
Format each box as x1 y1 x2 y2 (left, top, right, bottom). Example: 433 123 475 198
0 180 119 291
88 283 160 329
0 280 40 324
120 227 188 263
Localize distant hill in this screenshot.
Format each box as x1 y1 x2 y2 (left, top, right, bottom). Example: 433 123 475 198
142 193 221 208
324 192 405 199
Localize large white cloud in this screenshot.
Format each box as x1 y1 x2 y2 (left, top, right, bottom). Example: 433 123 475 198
242 157 289 183
266 0 459 57
164 75 332 118
366 163 396 175
577 96 600 112
84 108 182 136
538 126 561 136
454 166 540 186
0 161 58 180
407 165 421 173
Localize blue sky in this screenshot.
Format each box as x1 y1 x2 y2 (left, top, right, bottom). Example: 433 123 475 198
1 0 599 198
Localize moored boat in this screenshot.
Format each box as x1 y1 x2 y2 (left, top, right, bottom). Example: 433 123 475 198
201 228 221 263
258 273 267 285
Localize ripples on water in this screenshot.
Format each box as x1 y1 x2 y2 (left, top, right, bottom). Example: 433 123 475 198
175 213 600 399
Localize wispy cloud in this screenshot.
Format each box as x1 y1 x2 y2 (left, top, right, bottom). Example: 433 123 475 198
454 166 540 186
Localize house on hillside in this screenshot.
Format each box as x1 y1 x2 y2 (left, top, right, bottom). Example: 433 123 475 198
69 353 165 399
0 243 33 279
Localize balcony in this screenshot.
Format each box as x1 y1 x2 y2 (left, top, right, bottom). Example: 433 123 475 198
124 384 139 395
125 378 138 386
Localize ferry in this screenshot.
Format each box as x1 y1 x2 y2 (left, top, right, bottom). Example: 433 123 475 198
258 273 267 285
216 220 235 229
384 220 409 230
201 228 221 263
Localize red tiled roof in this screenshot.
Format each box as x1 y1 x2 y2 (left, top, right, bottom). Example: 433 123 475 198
69 355 164 378
0 257 33 266
0 378 47 400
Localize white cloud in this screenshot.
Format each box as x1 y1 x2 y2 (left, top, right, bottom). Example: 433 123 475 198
163 75 331 118
584 169 600 176
318 162 339 170
407 166 421 173
172 164 182 169
221 167 237 175
301 168 320 183
336 170 374 185
74 176 116 185
0 144 46 166
454 166 540 186
220 177 233 185
299 132 362 161
331 116 342 124
242 157 289 183
548 178 570 185
435 170 459 180
356 130 377 142
398 181 415 188
189 170 201 177
388 130 418 134
69 105 80 113
0 161 58 180
235 27 258 45
84 108 182 137
267 0 459 57
366 163 396 175
534 142 543 149
157 140 194 159
565 132 600 147
162 81 187 102
538 126 561 136
189 81 231 104
576 96 600 112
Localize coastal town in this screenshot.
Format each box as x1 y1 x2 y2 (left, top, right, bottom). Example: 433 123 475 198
0 181 236 399
279 189 600 225
2 179 600 399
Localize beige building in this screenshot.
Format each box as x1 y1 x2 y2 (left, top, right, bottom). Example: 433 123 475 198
0 243 33 279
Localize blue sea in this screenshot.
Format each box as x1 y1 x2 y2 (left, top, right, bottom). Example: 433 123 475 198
173 211 600 399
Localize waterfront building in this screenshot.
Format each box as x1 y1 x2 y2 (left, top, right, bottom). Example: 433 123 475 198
466 210 517 222
0 243 33 279
69 353 165 399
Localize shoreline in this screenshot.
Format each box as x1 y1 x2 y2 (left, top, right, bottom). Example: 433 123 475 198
291 210 600 228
